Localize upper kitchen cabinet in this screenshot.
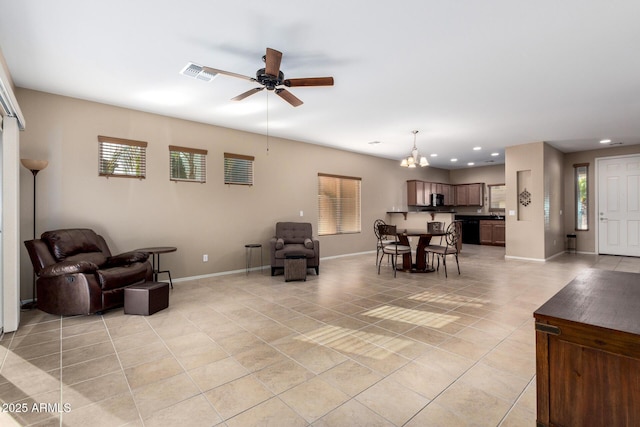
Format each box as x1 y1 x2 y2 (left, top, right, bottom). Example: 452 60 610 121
407 180 483 207
455 183 484 206
407 180 426 206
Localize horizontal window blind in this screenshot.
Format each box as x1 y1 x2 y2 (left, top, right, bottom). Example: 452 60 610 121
318 173 362 236
169 145 207 183
224 152 254 185
98 135 147 178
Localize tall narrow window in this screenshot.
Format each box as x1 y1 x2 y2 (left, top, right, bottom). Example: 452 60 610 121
574 163 589 230
318 173 361 236
98 135 147 178
224 153 254 185
169 145 207 183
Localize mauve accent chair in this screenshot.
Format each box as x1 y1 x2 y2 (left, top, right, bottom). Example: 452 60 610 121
269 222 319 276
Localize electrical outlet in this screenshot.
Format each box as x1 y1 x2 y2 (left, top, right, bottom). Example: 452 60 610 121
203 254 208 262
299 210 304 217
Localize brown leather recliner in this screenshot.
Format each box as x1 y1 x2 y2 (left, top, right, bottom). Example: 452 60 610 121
269 222 320 276
24 228 153 315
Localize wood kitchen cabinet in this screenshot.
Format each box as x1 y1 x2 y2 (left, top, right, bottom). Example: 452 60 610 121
479 220 505 246
534 269 640 427
407 180 482 207
455 183 484 206
455 184 468 206
467 183 483 206
438 183 454 206
407 180 426 206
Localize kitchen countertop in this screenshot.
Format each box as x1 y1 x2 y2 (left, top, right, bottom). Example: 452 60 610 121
455 214 505 220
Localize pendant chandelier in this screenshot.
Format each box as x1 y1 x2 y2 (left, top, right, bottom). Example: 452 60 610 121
400 130 428 167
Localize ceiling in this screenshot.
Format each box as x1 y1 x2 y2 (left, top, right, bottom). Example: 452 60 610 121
1 1 640 169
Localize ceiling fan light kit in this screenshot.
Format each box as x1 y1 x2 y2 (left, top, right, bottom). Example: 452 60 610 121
400 130 429 168
192 47 334 107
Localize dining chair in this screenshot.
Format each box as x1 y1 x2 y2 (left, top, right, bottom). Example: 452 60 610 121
427 221 446 245
425 221 461 277
374 219 395 266
427 221 445 234
377 224 411 277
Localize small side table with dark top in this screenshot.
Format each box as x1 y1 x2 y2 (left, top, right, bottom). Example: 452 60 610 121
136 246 177 289
245 243 263 275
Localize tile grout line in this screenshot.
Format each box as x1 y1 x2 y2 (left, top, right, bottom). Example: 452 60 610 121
58 316 63 427
138 313 227 423
100 314 146 427
401 315 533 426
497 374 537 426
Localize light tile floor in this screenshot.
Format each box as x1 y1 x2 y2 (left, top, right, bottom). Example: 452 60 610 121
1 245 639 426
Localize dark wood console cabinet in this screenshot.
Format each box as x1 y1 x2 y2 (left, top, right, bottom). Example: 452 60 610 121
534 269 640 427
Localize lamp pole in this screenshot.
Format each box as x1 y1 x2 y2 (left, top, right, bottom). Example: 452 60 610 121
20 159 48 310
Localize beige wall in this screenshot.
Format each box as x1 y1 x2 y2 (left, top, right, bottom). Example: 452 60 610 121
504 142 565 260
563 145 640 253
543 144 565 258
505 142 546 259
16 88 451 300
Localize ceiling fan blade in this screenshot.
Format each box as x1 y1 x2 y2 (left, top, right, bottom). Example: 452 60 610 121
231 87 264 101
202 66 256 82
275 88 303 107
284 77 334 87
265 48 282 77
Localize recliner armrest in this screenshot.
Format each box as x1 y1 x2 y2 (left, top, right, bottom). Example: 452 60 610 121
39 260 99 278
103 251 149 268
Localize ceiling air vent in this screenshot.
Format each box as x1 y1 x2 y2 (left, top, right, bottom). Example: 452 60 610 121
180 62 217 82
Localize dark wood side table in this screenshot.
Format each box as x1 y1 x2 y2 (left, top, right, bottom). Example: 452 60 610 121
136 246 177 289
534 269 640 426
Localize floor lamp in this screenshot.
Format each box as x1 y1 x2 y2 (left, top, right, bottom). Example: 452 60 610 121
20 158 48 310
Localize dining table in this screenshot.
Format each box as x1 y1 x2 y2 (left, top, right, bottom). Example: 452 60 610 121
395 229 447 272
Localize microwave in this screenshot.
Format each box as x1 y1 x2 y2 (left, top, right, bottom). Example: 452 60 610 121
430 193 445 206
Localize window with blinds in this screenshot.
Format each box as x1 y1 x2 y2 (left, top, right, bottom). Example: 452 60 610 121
224 153 254 185
169 145 207 183
98 135 147 178
318 173 362 236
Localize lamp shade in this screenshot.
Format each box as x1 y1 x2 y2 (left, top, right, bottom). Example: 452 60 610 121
21 159 48 171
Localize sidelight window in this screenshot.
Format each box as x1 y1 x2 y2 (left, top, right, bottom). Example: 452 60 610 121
574 163 588 230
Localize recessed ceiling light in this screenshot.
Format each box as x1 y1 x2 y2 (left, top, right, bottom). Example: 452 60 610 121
467 162 475 166
450 158 458 162
473 146 482 151
430 153 438 157
491 152 499 157
600 139 611 144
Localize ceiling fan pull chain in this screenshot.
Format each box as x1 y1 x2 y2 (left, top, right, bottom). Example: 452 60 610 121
266 91 270 155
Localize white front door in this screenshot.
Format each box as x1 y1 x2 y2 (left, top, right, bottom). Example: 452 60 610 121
598 155 640 256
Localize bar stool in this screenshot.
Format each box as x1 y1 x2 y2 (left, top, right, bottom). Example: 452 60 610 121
245 243 263 274
566 234 577 254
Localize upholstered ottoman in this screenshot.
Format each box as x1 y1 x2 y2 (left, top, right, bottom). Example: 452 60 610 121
124 282 169 315
285 254 307 282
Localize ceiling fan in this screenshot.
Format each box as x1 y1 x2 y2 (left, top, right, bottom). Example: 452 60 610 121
201 47 334 107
